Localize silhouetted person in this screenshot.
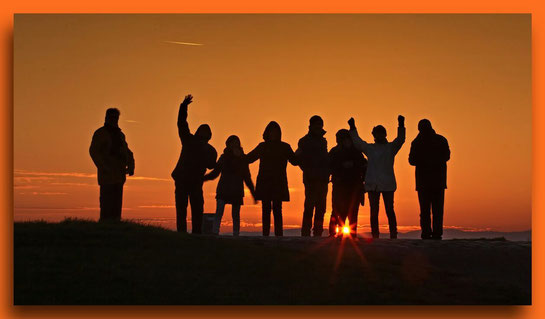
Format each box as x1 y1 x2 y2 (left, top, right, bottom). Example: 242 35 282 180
349 115 405 239
328 129 367 237
295 115 329 237
204 135 256 236
409 119 450 240
247 121 297 236
89 108 135 221
172 95 217 234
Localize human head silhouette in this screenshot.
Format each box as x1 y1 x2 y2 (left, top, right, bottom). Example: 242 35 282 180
309 115 325 136
105 108 120 127
336 129 352 148
195 124 212 142
372 125 387 143
263 121 282 142
418 119 434 134
226 135 241 149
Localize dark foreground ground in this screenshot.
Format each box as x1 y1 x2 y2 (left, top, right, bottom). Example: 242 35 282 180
14 219 531 305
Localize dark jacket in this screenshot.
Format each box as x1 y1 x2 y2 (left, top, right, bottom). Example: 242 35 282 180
171 103 217 184
204 149 255 205
408 129 450 190
247 141 297 201
295 132 329 184
90 125 134 185
329 145 367 186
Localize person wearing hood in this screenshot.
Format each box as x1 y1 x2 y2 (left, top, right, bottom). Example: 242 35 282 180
204 135 256 236
89 108 135 221
247 121 298 236
348 115 405 239
328 129 367 237
295 115 330 237
171 94 217 234
409 119 450 240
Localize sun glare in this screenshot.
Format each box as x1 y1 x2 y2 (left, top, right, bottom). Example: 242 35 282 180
342 226 350 235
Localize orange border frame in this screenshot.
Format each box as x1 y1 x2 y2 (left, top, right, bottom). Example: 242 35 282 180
1 1 543 318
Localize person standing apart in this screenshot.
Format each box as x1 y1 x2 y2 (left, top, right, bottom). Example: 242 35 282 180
409 119 450 240
171 95 217 234
90 108 135 221
204 135 256 236
295 115 330 237
348 115 405 239
247 121 298 237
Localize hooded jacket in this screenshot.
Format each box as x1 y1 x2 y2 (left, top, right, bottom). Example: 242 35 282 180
246 121 297 201
171 103 217 184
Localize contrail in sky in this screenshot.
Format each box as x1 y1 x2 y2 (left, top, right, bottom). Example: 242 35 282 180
164 41 204 46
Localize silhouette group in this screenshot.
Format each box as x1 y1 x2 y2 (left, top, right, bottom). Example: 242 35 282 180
90 94 450 240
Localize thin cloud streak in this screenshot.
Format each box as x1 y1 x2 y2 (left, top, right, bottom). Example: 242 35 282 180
15 206 100 211
127 176 170 182
14 185 40 189
15 170 95 178
138 205 175 209
15 170 170 182
164 40 204 46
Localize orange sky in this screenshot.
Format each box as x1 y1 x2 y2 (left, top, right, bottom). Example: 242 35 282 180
14 14 531 233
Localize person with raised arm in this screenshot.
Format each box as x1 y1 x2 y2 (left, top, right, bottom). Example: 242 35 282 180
348 115 405 239
246 121 298 237
171 94 217 234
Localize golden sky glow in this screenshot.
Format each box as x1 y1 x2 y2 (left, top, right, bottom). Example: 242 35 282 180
14 14 531 233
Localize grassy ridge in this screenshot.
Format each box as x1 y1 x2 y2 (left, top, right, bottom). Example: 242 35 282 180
14 219 531 305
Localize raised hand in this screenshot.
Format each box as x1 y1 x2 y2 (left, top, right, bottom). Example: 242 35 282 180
182 94 193 106
398 115 405 127
348 117 356 130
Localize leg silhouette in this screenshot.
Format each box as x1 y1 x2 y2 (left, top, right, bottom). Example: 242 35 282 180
368 191 381 238
262 200 272 236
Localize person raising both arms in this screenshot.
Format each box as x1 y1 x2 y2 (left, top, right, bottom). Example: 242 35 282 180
348 115 405 239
